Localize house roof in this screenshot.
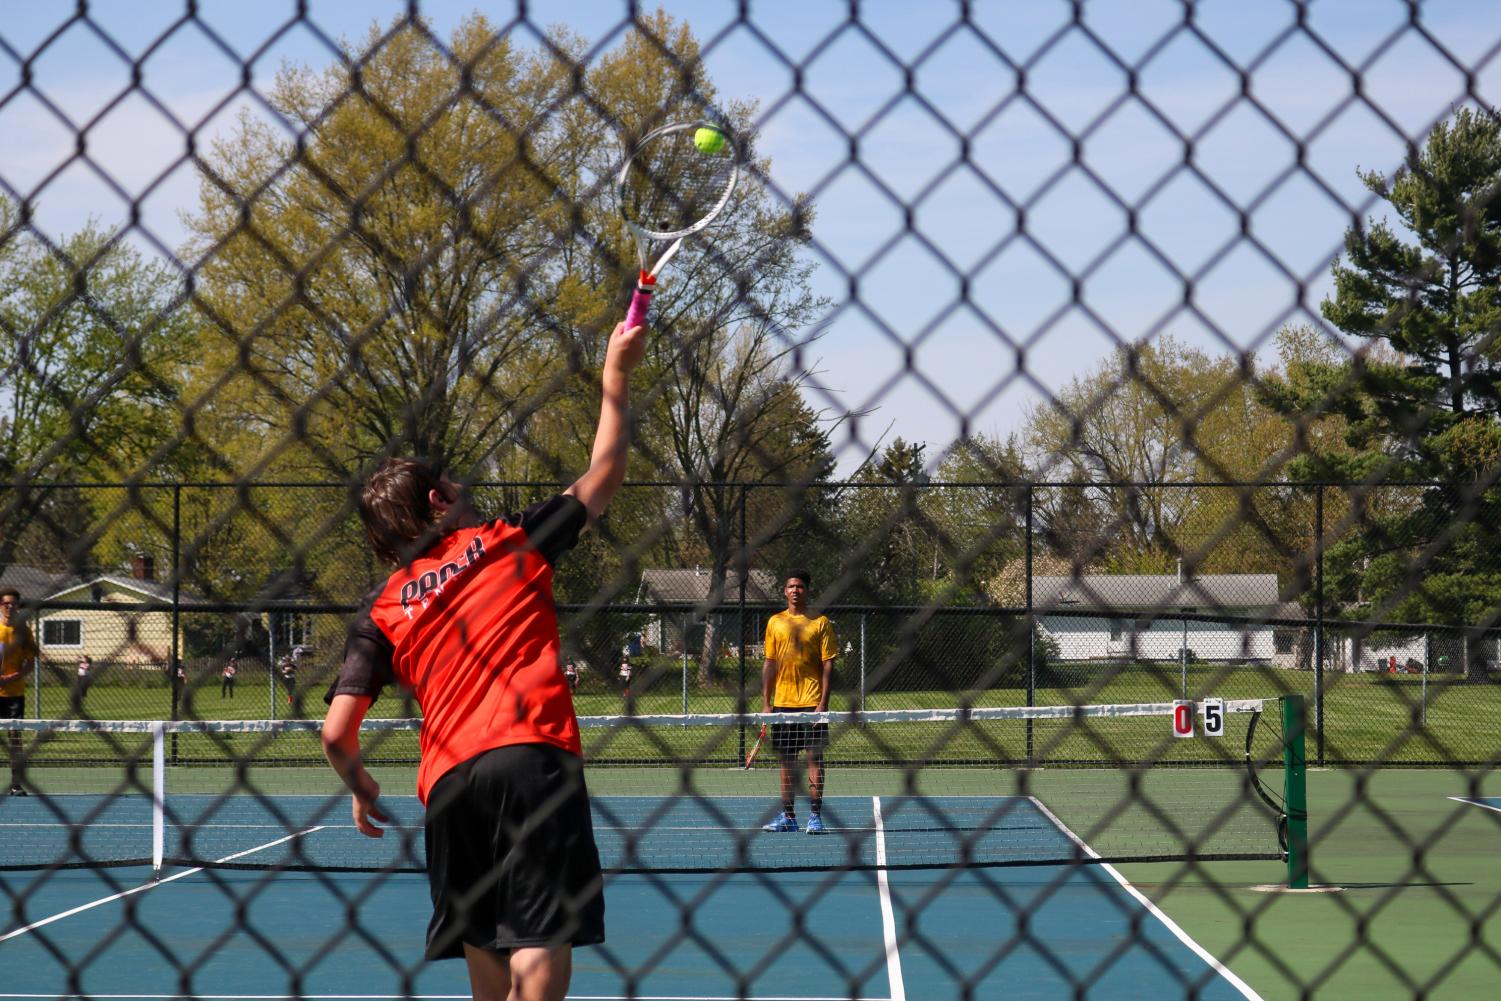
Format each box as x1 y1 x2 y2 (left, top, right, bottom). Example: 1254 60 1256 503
0 565 206 607
48 574 199 604
639 568 780 604
0 565 75 599
1032 573 1281 612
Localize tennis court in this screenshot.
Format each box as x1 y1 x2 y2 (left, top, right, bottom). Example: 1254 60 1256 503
6 2 1501 998
1 791 1262 1000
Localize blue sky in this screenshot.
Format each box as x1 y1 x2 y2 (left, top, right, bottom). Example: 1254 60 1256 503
2 0 1499 472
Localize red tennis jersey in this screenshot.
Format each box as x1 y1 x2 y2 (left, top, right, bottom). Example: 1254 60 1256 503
328 494 586 803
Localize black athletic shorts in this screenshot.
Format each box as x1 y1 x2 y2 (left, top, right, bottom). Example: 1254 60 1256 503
0 696 23 721
771 705 828 756
424 742 606 959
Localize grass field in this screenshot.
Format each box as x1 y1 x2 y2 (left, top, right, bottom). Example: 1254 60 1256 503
17 662 1498 766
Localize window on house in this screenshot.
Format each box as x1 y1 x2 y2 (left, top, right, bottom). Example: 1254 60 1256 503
1274 631 1295 654
279 613 314 650
43 619 83 646
1108 620 1123 642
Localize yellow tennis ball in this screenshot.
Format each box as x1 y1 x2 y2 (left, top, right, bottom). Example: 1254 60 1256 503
694 127 727 154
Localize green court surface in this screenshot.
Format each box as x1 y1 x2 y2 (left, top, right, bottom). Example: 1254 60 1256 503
1117 769 1501 1001
5 711 1497 997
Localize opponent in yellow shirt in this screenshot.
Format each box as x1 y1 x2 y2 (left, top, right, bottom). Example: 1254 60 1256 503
760 571 837 834
1 588 38 796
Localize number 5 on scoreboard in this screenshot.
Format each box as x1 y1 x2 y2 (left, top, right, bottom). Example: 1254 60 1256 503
1202 697 1225 737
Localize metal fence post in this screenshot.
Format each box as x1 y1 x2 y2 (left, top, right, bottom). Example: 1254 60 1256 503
1025 484 1035 765
268 612 277 722
737 485 748 759
1314 484 1325 766
859 613 866 712
170 485 181 763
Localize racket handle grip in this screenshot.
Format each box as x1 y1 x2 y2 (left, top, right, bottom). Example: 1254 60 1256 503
625 286 652 331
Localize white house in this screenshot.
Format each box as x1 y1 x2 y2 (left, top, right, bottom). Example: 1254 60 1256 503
636 567 779 654
1033 573 1281 663
0 559 199 669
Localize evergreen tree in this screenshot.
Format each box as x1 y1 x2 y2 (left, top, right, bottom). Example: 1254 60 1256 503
1259 107 1501 626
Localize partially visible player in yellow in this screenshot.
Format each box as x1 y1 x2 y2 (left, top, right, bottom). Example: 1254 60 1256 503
0 587 39 796
760 570 837 835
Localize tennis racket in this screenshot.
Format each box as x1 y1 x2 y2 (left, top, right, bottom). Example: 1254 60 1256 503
618 121 741 330
744 724 766 769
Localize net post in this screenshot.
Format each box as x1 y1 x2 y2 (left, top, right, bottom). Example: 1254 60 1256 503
151 721 165 880
1282 694 1309 889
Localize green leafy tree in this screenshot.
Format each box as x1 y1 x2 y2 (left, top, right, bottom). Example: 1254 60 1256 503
1259 107 1501 628
181 12 830 621
834 438 928 605
1024 336 1300 578
0 200 197 571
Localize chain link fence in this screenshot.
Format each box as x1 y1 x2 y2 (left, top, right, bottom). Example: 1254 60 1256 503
7 480 1499 762
3 2 1501 999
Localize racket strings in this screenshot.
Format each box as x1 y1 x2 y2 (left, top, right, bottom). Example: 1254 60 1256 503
621 133 736 237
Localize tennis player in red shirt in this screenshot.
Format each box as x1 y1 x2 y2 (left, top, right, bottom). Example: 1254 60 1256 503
322 318 646 1001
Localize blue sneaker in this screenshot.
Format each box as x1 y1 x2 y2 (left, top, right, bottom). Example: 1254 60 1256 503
805 813 826 835
762 812 798 833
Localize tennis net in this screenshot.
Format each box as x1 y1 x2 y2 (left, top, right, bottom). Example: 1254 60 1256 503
0 699 1302 876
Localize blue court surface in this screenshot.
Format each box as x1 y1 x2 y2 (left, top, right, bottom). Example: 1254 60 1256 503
0 794 1262 1000
1452 796 1501 815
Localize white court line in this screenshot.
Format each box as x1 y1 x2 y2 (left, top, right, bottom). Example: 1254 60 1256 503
0 828 325 944
1025 797 1266 1001
1448 796 1501 814
870 797 907 1001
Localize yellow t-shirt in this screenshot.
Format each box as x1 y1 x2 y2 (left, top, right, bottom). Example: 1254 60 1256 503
0 621 38 698
764 610 837 709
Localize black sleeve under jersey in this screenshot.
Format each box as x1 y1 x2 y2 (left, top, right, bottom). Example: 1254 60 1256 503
324 591 395 705
502 493 587 566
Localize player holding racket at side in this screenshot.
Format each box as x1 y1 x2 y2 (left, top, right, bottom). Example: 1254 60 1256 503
760 570 837 835
618 120 740 330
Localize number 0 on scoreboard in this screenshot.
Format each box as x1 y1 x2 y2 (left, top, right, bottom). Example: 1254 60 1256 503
1172 700 1194 738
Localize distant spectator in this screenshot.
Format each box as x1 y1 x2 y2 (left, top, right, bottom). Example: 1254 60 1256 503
74 655 93 709
0 588 38 796
564 659 579 693
618 657 632 697
278 655 297 705
221 657 238 699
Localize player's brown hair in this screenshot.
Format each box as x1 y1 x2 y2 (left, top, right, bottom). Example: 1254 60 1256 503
358 457 446 566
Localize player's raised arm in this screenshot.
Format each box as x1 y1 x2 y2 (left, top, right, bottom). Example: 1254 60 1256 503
566 320 648 523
